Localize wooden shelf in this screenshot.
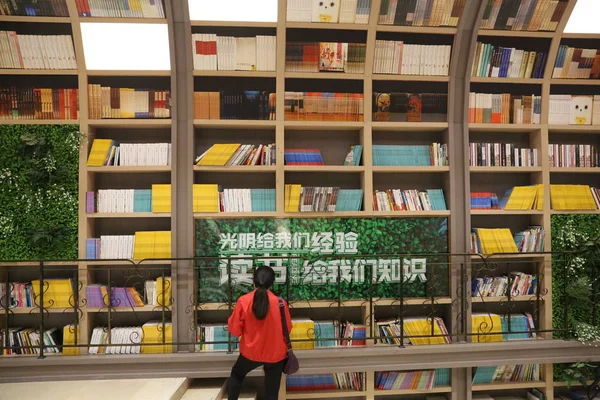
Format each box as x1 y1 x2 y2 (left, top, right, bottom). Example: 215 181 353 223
0 119 79 125
471 253 546 260
284 121 364 130
373 166 450 173
86 166 171 173
284 166 364 172
470 209 543 215
87 119 171 128
0 69 77 75
471 295 544 303
194 120 276 129
0 16 70 23
373 210 451 217
193 166 277 172
286 22 369 30
80 17 167 23
0 307 75 314
372 74 450 82
86 213 171 218
190 20 277 28
372 122 448 131
548 125 600 133
198 300 369 311
375 297 453 306
374 386 451 396
286 390 367 399
551 209 600 215
85 260 170 266
470 166 542 173
194 70 276 78
0 261 78 267
194 212 279 218
469 123 542 132
477 29 554 38
470 77 543 84
549 167 600 174
562 33 600 39
471 381 546 391
286 72 364 80
376 25 457 35
87 70 171 77
87 305 172 313
551 79 600 86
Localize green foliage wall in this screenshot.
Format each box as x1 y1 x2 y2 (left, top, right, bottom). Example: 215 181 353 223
0 124 80 260
195 217 449 303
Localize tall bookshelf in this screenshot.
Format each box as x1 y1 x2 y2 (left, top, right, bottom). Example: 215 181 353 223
1 0 597 399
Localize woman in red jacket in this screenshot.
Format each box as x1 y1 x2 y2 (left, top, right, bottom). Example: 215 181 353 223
227 266 293 400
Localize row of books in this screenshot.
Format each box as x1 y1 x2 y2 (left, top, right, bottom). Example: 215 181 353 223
1 326 73 355
193 185 276 213
479 0 567 32
372 144 448 166
286 0 371 24
284 149 324 165
284 92 364 121
378 0 463 27
0 87 79 120
472 43 547 79
472 313 536 343
376 317 451 346
195 143 276 166
88 85 171 119
291 319 366 349
373 92 448 122
552 46 600 80
375 369 448 391
550 184 600 211
0 0 68 16
549 144 600 168
373 42 451 76
472 364 540 384
194 91 275 120
87 188 157 214
196 324 238 351
76 0 166 18
192 34 276 72
470 192 501 210
286 372 365 392
0 32 76 70
503 185 543 211
343 145 363 166
549 95 600 125
86 278 171 308
85 231 171 259
373 189 447 211
285 42 366 73
472 272 537 298
469 143 539 167
470 227 544 254
87 140 172 167
89 322 172 354
468 93 541 124
0 280 73 309
284 186 364 212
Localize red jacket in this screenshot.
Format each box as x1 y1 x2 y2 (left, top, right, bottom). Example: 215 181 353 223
228 290 293 363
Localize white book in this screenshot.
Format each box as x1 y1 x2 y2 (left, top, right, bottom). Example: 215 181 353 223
236 37 256 71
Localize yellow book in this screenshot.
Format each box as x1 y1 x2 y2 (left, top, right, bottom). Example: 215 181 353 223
87 139 113 166
472 313 503 343
141 321 172 354
534 184 544 210
284 184 292 212
133 231 156 259
497 228 518 253
120 88 135 118
193 184 220 212
62 325 80 355
198 144 241 166
156 277 173 307
154 231 172 258
152 184 171 213
504 186 537 210
289 184 302 212
31 279 74 308
290 319 315 350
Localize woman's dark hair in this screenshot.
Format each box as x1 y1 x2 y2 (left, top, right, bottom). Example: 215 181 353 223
252 266 275 320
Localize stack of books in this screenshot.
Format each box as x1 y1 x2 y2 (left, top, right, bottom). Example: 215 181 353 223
549 144 600 168
86 285 144 308
141 321 173 354
373 92 448 122
501 185 544 211
375 368 450 390
284 92 364 121
1 280 74 308
285 185 364 213
378 0 464 27
286 0 371 24
550 184 599 210
195 143 276 166
132 231 171 259
468 93 542 124
334 189 364 212
288 319 366 350
470 192 501 210
0 87 79 120
373 42 451 76
472 313 536 343
479 0 567 31
75 0 165 17
472 272 537 298
343 145 362 166
372 144 448 166
553 45 600 79
514 226 544 253
192 185 276 213
144 277 173 307
284 149 324 165
286 372 365 391
472 364 540 384
470 228 518 254
196 324 239 351
472 43 547 79
373 189 447 211
0 0 68 16
469 143 539 167
85 231 171 259
193 91 276 120
86 188 163 213
87 139 172 167
89 326 143 354
0 31 77 69
192 34 276 71
376 317 451 345
1 327 65 355
87 85 171 119
285 42 366 73
549 95 600 125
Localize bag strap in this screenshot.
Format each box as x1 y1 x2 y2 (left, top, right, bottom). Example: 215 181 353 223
278 297 292 351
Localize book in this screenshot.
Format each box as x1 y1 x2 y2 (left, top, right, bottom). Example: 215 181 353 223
550 184 598 210
284 92 364 121
549 95 600 125
343 145 362 166
472 43 547 78
75 0 165 18
197 324 240 351
87 85 171 119
284 186 343 212
319 42 347 72
373 189 447 211
287 0 371 23
88 189 154 213
86 140 171 167
0 31 77 69
194 91 275 120
470 143 539 167
373 42 451 76
373 92 447 122
378 0 465 27
1 327 63 355
472 364 540 384
470 192 501 210
470 228 519 254
469 93 542 124
548 144 600 168
192 34 276 71
0 0 69 16
480 0 568 32
376 317 451 345
471 272 537 298
372 144 448 166
287 372 365 391
196 143 275 166
552 45 600 79
286 42 365 73
284 148 324 165
0 87 79 120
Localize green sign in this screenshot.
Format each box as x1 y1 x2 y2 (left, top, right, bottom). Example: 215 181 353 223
195 217 449 303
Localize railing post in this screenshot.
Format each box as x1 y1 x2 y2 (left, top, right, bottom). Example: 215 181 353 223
227 257 233 354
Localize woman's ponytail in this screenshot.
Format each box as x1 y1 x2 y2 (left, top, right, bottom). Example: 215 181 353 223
252 266 275 320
